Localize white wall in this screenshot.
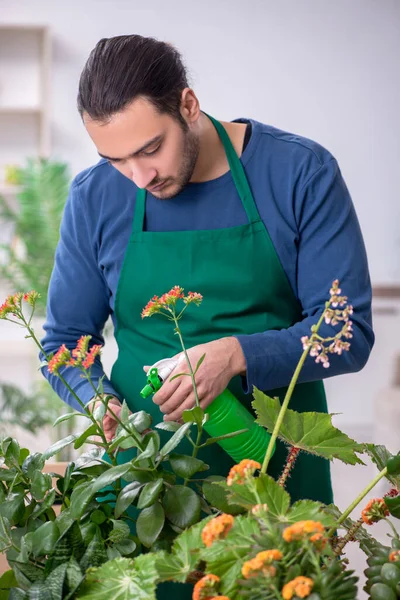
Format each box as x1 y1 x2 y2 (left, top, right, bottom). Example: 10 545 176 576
0 0 400 428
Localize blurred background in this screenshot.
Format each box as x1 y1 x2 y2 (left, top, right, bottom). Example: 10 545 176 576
0 0 399 592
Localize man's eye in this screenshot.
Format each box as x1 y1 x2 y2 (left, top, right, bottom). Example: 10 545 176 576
143 145 160 156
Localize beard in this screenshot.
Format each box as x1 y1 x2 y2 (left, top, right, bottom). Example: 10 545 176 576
150 126 200 200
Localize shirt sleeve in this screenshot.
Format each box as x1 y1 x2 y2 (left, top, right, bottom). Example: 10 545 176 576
235 158 375 393
40 180 121 411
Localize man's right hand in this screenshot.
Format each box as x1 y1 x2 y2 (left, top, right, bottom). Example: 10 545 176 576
91 396 122 442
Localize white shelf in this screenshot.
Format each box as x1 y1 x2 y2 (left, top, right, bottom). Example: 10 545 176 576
0 106 42 115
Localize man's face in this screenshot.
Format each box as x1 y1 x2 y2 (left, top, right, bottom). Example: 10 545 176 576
84 97 199 199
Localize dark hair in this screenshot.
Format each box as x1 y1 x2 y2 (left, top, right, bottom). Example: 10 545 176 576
77 35 189 124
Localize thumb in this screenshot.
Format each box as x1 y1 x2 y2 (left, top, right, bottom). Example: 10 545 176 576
143 365 150 373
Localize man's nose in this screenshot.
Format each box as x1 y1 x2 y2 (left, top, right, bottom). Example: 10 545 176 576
128 161 157 189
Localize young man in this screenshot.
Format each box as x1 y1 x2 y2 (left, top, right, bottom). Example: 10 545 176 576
42 34 374 572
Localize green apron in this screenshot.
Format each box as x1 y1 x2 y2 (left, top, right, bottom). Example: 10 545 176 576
109 115 333 598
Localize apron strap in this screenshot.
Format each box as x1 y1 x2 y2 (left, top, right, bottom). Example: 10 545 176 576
132 114 260 233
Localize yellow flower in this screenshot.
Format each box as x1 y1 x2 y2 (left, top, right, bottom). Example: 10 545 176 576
201 514 234 548
226 459 261 486
282 576 314 599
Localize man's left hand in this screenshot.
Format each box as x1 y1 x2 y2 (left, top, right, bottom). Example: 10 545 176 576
143 337 246 422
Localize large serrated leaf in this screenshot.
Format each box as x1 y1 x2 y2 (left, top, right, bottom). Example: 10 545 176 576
155 518 212 583
284 500 336 526
223 473 290 522
364 443 400 489
200 515 259 597
202 477 245 516
76 555 158 600
252 389 365 465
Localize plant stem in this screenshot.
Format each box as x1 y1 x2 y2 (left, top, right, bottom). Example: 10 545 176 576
333 518 364 556
327 467 388 537
278 447 300 487
172 315 200 408
384 517 399 539
261 310 327 475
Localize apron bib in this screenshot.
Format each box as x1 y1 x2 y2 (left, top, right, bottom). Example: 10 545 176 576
109 115 333 599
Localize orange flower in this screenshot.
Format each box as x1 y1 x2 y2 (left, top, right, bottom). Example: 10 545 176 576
226 459 261 486
82 344 102 369
72 335 91 360
48 344 73 374
201 514 234 548
241 549 282 579
0 294 17 318
141 295 165 318
192 574 220 600
184 291 203 306
283 521 324 543
282 576 314 600
389 550 400 562
361 498 389 525
22 290 40 306
309 532 327 550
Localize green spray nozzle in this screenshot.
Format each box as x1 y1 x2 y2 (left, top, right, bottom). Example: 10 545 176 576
140 358 179 399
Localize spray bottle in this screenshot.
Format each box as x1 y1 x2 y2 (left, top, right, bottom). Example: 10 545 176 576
140 357 274 464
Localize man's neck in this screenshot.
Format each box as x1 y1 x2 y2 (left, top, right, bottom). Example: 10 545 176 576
190 114 247 183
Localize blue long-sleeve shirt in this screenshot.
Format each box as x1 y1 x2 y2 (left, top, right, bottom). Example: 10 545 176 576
41 118 374 411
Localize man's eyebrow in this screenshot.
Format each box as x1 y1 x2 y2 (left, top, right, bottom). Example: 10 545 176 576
98 134 163 161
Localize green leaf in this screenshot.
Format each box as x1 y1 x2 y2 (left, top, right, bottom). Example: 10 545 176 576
137 479 164 509
201 429 249 447
136 503 165 548
70 483 96 520
31 489 56 520
109 520 131 543
202 476 245 516
200 515 259 597
135 434 159 461
42 434 81 460
159 422 192 458
387 453 400 475
129 411 152 433
194 353 206 374
182 406 204 426
364 444 400 489
169 453 209 479
45 562 68 600
26 581 53 599
8 561 45 585
18 449 30 466
31 471 52 501
0 515 12 552
9 588 28 600
80 528 107 572
169 372 190 382
156 518 211 582
114 539 137 556
324 503 379 554
31 521 59 556
0 494 25 525
74 424 98 450
253 388 365 465
284 500 336 526
76 555 158 600
155 421 181 432
115 482 143 518
0 569 18 591
53 412 85 427
384 495 400 519
21 453 45 478
224 473 291 521
93 403 107 422
5 439 20 462
91 463 132 494
163 485 201 529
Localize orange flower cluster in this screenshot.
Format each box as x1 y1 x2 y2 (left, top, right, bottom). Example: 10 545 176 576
192 574 220 600
201 514 234 548
226 459 261 486
282 521 325 543
0 290 40 319
47 336 102 374
389 550 400 562
282 576 314 600
241 549 282 579
141 286 203 318
361 498 389 525
309 532 327 550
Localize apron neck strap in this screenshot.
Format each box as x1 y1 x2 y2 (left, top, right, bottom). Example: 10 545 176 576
133 114 260 233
